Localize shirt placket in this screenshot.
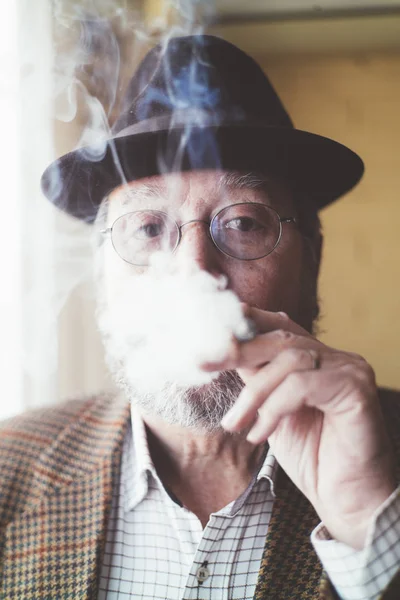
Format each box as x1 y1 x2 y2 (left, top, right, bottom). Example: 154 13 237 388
182 512 231 600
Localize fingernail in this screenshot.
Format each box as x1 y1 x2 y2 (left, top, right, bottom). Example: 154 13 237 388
246 428 264 445
221 411 238 430
221 405 244 429
221 394 247 429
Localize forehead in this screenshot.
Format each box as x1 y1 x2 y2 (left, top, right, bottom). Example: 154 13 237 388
107 169 294 216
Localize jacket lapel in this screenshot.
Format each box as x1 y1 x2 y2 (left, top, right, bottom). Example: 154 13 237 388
2 395 130 600
253 466 338 600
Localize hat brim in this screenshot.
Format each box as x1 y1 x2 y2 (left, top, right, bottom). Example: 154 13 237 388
41 125 364 223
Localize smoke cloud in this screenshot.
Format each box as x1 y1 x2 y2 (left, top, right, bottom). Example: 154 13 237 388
98 252 253 394
32 0 254 401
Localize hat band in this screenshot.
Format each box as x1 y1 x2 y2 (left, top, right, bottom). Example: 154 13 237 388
113 108 289 139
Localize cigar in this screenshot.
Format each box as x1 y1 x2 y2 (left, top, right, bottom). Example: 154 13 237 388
234 317 258 342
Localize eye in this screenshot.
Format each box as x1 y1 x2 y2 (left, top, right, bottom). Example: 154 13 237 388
135 221 165 239
224 217 265 232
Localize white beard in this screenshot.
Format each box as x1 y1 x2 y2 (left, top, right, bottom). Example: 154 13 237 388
97 255 249 431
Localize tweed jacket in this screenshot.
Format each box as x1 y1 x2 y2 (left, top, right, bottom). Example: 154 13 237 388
0 389 399 600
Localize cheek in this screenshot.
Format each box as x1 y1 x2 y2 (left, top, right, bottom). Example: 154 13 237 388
103 246 144 305
224 240 304 313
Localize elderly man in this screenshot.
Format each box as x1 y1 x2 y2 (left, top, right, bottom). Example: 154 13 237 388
0 35 399 600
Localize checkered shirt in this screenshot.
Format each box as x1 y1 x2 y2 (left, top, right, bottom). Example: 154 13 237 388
98 408 400 600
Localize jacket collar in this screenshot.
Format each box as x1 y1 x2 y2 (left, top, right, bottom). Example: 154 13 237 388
2 395 130 600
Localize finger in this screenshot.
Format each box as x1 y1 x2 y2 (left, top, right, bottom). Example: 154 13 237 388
246 308 312 337
200 309 314 373
225 329 324 374
201 329 323 372
242 308 366 370
245 373 315 445
199 337 241 371
221 347 324 432
245 362 377 445
240 302 251 317
238 330 324 370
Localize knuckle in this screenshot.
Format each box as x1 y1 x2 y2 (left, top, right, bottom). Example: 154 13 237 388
349 386 368 409
339 362 359 377
338 365 376 404
279 347 310 366
280 347 300 362
273 329 295 344
346 351 364 362
356 363 376 387
347 352 374 372
359 357 375 376
339 362 355 375
340 359 376 386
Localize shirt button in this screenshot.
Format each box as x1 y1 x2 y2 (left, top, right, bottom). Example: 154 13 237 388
196 565 210 583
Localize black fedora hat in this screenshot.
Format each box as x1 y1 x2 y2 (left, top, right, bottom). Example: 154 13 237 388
41 35 364 223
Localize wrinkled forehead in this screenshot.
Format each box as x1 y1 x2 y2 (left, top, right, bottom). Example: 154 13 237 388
106 169 295 219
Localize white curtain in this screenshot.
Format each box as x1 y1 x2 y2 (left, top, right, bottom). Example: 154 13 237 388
0 0 114 420
0 0 24 419
0 0 59 419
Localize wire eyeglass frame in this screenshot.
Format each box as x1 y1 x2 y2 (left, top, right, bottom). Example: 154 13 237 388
100 202 297 266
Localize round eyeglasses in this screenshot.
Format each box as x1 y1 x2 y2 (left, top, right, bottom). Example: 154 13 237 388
100 203 297 266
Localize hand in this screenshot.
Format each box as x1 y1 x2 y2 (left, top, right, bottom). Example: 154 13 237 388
201 306 396 550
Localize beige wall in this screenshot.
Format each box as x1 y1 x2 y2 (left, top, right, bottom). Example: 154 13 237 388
254 51 400 389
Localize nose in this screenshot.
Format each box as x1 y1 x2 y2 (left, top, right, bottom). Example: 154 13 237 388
175 220 221 276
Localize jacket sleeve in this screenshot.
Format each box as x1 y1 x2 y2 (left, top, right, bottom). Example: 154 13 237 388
318 387 400 600
320 569 400 600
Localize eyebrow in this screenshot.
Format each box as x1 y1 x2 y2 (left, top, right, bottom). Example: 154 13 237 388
119 182 165 207
217 172 271 192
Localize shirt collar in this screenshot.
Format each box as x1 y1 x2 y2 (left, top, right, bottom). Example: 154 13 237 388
228 445 277 515
124 405 279 513
258 448 278 497
123 405 156 512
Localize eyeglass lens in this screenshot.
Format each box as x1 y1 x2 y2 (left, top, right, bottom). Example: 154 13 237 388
111 204 282 266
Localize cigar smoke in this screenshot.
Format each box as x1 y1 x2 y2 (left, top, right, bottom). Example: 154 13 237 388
96 249 253 430
31 0 237 400
97 252 254 394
